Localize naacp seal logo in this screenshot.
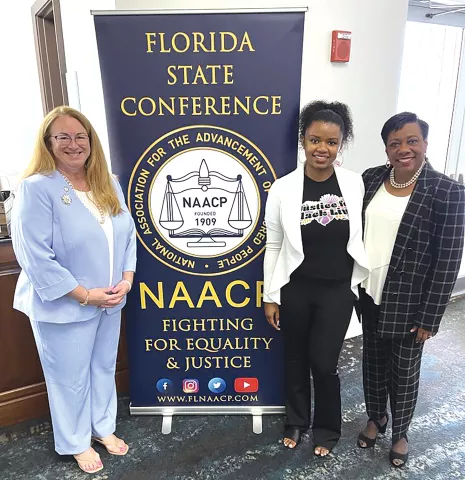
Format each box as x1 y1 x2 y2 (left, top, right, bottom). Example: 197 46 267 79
128 125 276 275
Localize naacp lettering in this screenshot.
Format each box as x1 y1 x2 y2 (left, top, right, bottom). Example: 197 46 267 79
129 125 275 275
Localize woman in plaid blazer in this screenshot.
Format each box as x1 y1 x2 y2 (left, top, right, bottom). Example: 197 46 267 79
357 112 465 467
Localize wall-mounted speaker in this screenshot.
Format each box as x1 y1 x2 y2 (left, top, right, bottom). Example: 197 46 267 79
331 31 352 63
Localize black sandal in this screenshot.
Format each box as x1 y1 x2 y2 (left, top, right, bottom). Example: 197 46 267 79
357 414 389 448
389 435 408 468
282 427 302 449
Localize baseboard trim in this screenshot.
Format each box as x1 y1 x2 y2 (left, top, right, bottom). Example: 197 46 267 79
0 370 129 427
0 383 49 427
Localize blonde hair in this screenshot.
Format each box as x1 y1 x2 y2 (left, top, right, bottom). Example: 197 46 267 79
24 106 122 216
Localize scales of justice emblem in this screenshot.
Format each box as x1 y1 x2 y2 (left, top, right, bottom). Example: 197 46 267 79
159 159 253 249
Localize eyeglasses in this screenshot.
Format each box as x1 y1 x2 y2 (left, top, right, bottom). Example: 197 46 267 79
50 134 90 147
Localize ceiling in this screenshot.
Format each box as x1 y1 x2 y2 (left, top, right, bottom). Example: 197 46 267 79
411 0 465 6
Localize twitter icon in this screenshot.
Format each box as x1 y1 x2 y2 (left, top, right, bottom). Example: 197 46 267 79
208 377 227 394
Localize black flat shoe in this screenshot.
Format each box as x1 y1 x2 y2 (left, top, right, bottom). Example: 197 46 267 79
283 427 302 449
357 414 389 448
390 436 408 468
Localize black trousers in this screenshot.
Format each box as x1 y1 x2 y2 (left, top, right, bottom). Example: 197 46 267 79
280 276 354 449
360 289 423 443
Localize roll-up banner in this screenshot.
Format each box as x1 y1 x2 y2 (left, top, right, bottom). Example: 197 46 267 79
93 8 305 431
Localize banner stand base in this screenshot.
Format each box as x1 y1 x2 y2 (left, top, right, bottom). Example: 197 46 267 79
130 405 285 435
162 414 173 435
252 414 262 434
160 412 261 435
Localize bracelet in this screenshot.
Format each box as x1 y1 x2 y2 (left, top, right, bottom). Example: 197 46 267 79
121 279 132 292
79 289 90 306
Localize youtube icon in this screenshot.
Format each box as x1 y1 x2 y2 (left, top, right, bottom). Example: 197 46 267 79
234 377 259 393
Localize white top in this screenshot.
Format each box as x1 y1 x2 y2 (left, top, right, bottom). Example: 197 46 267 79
263 165 370 304
362 183 410 305
75 190 114 285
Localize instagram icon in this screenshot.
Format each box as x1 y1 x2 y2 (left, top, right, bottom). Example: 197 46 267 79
182 379 199 393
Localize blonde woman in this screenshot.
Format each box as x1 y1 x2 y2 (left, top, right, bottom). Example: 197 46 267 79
11 106 136 474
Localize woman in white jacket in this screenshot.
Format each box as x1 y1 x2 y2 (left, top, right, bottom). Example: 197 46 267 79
263 101 369 456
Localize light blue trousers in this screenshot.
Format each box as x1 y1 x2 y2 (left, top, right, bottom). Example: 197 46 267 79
30 310 121 455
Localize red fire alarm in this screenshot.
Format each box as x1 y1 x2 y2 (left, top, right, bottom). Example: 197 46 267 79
331 31 352 63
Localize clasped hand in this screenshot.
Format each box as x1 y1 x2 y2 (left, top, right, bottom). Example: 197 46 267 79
87 281 131 309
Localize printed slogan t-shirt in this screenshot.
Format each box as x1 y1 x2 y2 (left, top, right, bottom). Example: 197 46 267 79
292 172 353 281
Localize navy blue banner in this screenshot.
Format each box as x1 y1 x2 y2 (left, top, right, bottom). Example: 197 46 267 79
94 12 304 409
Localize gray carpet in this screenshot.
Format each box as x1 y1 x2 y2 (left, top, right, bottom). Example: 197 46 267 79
1 297 465 479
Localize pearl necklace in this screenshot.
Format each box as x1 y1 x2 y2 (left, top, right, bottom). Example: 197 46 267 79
58 171 106 224
389 159 426 189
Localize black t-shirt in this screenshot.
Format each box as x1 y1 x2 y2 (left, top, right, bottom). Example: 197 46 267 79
292 172 353 281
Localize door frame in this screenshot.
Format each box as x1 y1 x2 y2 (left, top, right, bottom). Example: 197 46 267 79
31 0 68 114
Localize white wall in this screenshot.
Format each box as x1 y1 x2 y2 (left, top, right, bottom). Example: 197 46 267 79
0 0 44 187
303 0 409 172
59 0 115 164
0 0 115 188
114 0 409 173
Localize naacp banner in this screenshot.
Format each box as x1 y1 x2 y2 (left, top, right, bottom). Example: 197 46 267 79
94 9 305 417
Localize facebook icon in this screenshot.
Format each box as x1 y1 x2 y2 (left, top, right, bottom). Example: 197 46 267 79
156 378 174 393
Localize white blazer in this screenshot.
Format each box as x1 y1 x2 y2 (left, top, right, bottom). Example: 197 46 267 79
263 164 370 304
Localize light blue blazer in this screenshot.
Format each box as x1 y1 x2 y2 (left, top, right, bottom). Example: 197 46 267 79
12 170 137 323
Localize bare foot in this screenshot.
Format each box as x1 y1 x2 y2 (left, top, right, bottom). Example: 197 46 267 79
94 434 129 455
358 416 388 448
314 446 330 457
282 428 301 449
283 437 297 449
391 438 408 466
74 447 103 473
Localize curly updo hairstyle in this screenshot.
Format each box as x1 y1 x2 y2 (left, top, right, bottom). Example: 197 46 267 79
299 100 354 149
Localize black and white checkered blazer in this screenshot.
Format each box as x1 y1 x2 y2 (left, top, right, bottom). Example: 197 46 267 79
362 162 465 337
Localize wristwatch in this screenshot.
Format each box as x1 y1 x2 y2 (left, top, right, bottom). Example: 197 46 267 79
79 290 90 306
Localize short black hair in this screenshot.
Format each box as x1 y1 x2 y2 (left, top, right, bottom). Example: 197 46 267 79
381 112 429 146
299 100 354 147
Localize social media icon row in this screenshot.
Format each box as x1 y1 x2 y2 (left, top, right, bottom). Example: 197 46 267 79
156 377 259 394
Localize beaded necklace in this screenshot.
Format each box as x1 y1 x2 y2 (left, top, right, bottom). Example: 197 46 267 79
389 158 426 189
58 170 105 224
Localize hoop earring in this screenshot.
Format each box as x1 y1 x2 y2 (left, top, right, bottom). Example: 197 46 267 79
386 159 391 167
299 156 306 164
333 155 343 167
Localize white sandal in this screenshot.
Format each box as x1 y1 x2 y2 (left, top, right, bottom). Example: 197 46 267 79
73 449 103 474
92 434 129 456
